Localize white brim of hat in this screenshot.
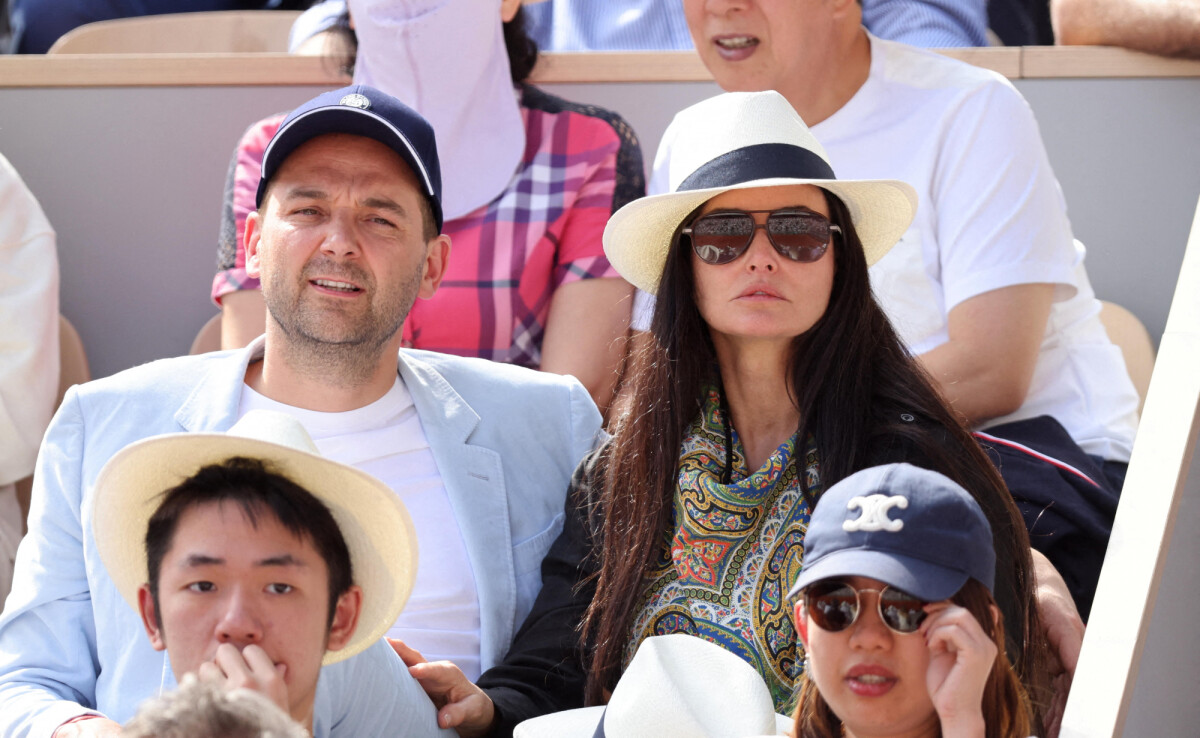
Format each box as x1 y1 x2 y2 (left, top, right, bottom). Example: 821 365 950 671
603 176 917 296
91 432 417 666
514 707 793 737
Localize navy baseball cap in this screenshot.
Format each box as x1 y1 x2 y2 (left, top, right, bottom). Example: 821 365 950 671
255 85 444 232
788 463 995 602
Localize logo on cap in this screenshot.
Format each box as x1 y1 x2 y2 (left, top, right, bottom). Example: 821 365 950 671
843 494 908 533
340 93 372 110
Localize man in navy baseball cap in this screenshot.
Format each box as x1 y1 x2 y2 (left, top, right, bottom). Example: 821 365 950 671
255 85 444 232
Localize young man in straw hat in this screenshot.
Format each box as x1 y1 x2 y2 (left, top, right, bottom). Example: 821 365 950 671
91 410 439 735
0 86 602 737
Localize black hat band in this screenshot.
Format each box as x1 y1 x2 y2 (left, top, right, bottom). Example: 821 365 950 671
676 143 836 192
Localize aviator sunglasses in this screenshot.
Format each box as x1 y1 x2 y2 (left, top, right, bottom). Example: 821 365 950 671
794 580 930 635
683 208 841 266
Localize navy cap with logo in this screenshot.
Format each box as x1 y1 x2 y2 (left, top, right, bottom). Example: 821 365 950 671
255 84 444 232
788 463 996 602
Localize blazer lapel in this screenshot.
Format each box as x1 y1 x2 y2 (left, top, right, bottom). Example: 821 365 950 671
174 339 264 433
398 352 516 670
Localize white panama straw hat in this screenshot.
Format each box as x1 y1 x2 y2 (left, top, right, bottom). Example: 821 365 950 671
603 90 918 295
514 634 792 737
92 409 417 666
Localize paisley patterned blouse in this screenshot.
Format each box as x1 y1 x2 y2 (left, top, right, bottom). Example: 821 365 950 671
626 385 821 709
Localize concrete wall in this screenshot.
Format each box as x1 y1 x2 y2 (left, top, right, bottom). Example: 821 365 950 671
1122 435 1200 735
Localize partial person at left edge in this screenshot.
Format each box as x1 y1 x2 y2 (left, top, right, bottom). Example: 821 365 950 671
0 151 59 609
0 85 602 737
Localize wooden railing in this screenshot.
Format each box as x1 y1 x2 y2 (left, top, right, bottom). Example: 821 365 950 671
0 46 1197 88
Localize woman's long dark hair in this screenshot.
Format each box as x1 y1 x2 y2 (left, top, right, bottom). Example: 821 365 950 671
794 578 1034 738
332 7 538 84
581 191 1049 725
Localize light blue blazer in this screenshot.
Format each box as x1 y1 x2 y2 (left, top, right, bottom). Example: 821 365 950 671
0 340 601 737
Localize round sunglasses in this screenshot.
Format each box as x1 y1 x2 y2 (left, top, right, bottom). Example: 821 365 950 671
682 208 841 266
796 580 930 635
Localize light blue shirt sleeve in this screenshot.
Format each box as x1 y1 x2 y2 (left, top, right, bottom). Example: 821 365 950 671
861 0 989 47
314 639 453 738
0 392 105 738
523 0 985 51
524 0 694 51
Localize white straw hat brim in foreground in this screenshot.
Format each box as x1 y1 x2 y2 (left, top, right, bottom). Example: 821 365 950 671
92 411 417 666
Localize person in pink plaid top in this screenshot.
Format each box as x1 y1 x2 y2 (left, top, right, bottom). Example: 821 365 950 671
213 0 643 416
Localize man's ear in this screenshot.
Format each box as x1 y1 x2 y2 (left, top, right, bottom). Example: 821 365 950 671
138 584 167 652
325 585 364 653
245 210 264 279
418 235 452 300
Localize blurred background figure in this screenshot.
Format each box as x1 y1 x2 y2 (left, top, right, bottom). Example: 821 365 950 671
989 0 1056 45
293 0 991 51
5 0 310 54
123 675 308 738
0 0 10 51
1052 0 1200 58
0 152 59 607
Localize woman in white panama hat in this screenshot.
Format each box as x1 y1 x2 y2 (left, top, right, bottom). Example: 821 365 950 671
408 90 1050 736
569 90 1049 718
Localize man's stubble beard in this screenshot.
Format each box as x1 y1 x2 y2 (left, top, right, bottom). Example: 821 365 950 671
263 255 423 388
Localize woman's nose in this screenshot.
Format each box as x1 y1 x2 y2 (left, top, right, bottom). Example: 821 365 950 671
847 596 894 651
744 227 778 272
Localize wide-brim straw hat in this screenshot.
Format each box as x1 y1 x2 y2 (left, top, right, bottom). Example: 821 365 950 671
514 634 793 737
92 409 417 666
603 90 918 295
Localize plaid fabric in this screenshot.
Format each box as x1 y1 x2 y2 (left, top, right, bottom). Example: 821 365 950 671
213 85 644 368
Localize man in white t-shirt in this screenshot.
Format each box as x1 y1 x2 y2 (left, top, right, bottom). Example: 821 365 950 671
0 85 602 737
629 0 1138 622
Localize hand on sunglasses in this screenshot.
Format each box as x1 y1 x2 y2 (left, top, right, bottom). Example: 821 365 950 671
684 208 840 266
921 602 998 734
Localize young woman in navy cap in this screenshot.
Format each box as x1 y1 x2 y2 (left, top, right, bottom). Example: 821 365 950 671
790 463 1033 738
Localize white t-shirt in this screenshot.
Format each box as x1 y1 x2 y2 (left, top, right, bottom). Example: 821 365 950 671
239 378 484 681
634 34 1139 462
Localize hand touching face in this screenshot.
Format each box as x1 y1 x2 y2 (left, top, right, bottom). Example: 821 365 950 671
921 602 998 734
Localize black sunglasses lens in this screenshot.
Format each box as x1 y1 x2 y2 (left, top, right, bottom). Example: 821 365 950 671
880 588 928 633
766 212 831 262
807 582 859 633
690 213 754 265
